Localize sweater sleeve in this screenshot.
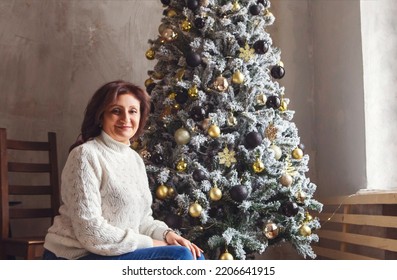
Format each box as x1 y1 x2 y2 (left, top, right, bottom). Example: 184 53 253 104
62 147 153 256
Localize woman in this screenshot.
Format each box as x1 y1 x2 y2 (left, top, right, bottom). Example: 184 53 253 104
43 80 204 260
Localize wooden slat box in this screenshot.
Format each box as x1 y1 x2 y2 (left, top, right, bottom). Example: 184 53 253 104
313 191 397 260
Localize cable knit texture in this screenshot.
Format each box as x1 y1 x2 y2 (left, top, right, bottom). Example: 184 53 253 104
44 131 169 259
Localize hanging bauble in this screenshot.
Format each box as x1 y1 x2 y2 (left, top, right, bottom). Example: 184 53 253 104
161 28 178 42
245 131 263 149
145 48 155 60
186 51 202 67
296 191 307 204
305 212 313 222
270 145 282 160
144 78 154 88
227 112 237 127
266 95 281 109
219 251 234 260
213 75 229 92
190 106 206 122
200 118 211 131
249 4 261 15
280 173 293 187
292 147 304 159
298 143 305 152
253 40 269 54
232 1 241 12
252 158 265 173
201 0 209 7
271 65 286 79
263 222 279 239
256 94 267 106
229 185 249 202
181 19 192 32
232 70 245 84
209 186 222 201
187 0 200 10
188 84 199 99
161 0 171 5
208 124 221 138
281 201 299 217
164 213 183 229
194 17 206 29
151 153 164 165
175 90 189 104
189 202 203 218
299 224 312 237
280 99 288 111
166 9 177 17
155 184 169 200
167 187 176 198
174 128 191 145
176 159 187 172
192 169 206 182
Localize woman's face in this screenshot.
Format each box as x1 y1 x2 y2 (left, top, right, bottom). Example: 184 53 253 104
102 93 141 144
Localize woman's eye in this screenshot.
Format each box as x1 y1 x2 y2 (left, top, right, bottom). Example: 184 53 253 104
111 108 121 114
129 109 138 114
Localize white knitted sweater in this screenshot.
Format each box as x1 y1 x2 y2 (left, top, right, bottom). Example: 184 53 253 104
44 131 169 259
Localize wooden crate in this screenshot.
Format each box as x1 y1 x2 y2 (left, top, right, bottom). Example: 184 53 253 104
313 192 397 260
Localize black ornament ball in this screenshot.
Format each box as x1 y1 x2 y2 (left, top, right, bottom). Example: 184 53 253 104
281 201 299 217
175 90 189 104
266 95 281 109
249 4 261 15
164 213 183 229
192 169 206 182
151 153 163 165
245 131 263 149
190 106 206 122
186 51 202 67
161 0 171 6
253 40 269 54
271 65 286 79
187 0 199 10
229 185 249 202
194 17 205 29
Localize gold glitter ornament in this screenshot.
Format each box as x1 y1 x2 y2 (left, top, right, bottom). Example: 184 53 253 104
188 84 199 98
292 147 304 159
155 184 169 200
167 187 176 198
176 158 187 172
167 9 177 17
181 19 192 32
189 202 202 218
263 222 279 239
161 28 178 42
174 127 191 145
299 224 312 236
208 124 221 138
252 158 265 173
219 251 234 260
265 124 278 141
280 173 293 186
145 48 155 60
218 146 237 168
232 70 245 84
209 186 222 201
213 75 229 92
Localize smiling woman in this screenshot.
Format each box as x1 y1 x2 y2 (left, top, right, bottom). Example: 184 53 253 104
42 80 204 260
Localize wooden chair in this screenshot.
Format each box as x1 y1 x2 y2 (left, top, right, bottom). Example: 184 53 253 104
0 128 60 259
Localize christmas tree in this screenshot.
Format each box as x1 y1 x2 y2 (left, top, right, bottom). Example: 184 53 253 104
139 0 322 260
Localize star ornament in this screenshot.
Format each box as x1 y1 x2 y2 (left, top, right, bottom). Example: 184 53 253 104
218 146 237 167
239 43 255 62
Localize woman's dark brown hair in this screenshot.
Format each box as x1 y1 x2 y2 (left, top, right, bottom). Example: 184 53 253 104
69 80 150 152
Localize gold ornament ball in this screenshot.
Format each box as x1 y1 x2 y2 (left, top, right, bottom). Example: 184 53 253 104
167 9 177 17
188 85 199 98
156 184 169 200
263 222 279 239
161 28 178 42
158 23 168 35
209 186 222 201
299 224 312 237
252 158 265 173
214 76 229 92
232 70 245 84
305 212 313 222
292 148 304 159
167 187 176 197
176 159 187 172
208 124 221 138
280 173 293 186
145 78 154 87
145 48 155 60
174 128 191 145
189 202 203 218
181 19 192 32
219 251 234 260
270 145 282 160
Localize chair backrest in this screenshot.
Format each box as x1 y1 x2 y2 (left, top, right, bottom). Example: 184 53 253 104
0 128 60 241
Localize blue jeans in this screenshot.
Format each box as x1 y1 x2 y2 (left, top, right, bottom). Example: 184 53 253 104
43 246 205 260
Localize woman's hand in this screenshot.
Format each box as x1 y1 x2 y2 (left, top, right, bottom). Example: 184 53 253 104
165 231 204 260
153 239 168 247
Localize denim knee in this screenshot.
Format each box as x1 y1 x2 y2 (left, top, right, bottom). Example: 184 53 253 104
173 246 195 260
